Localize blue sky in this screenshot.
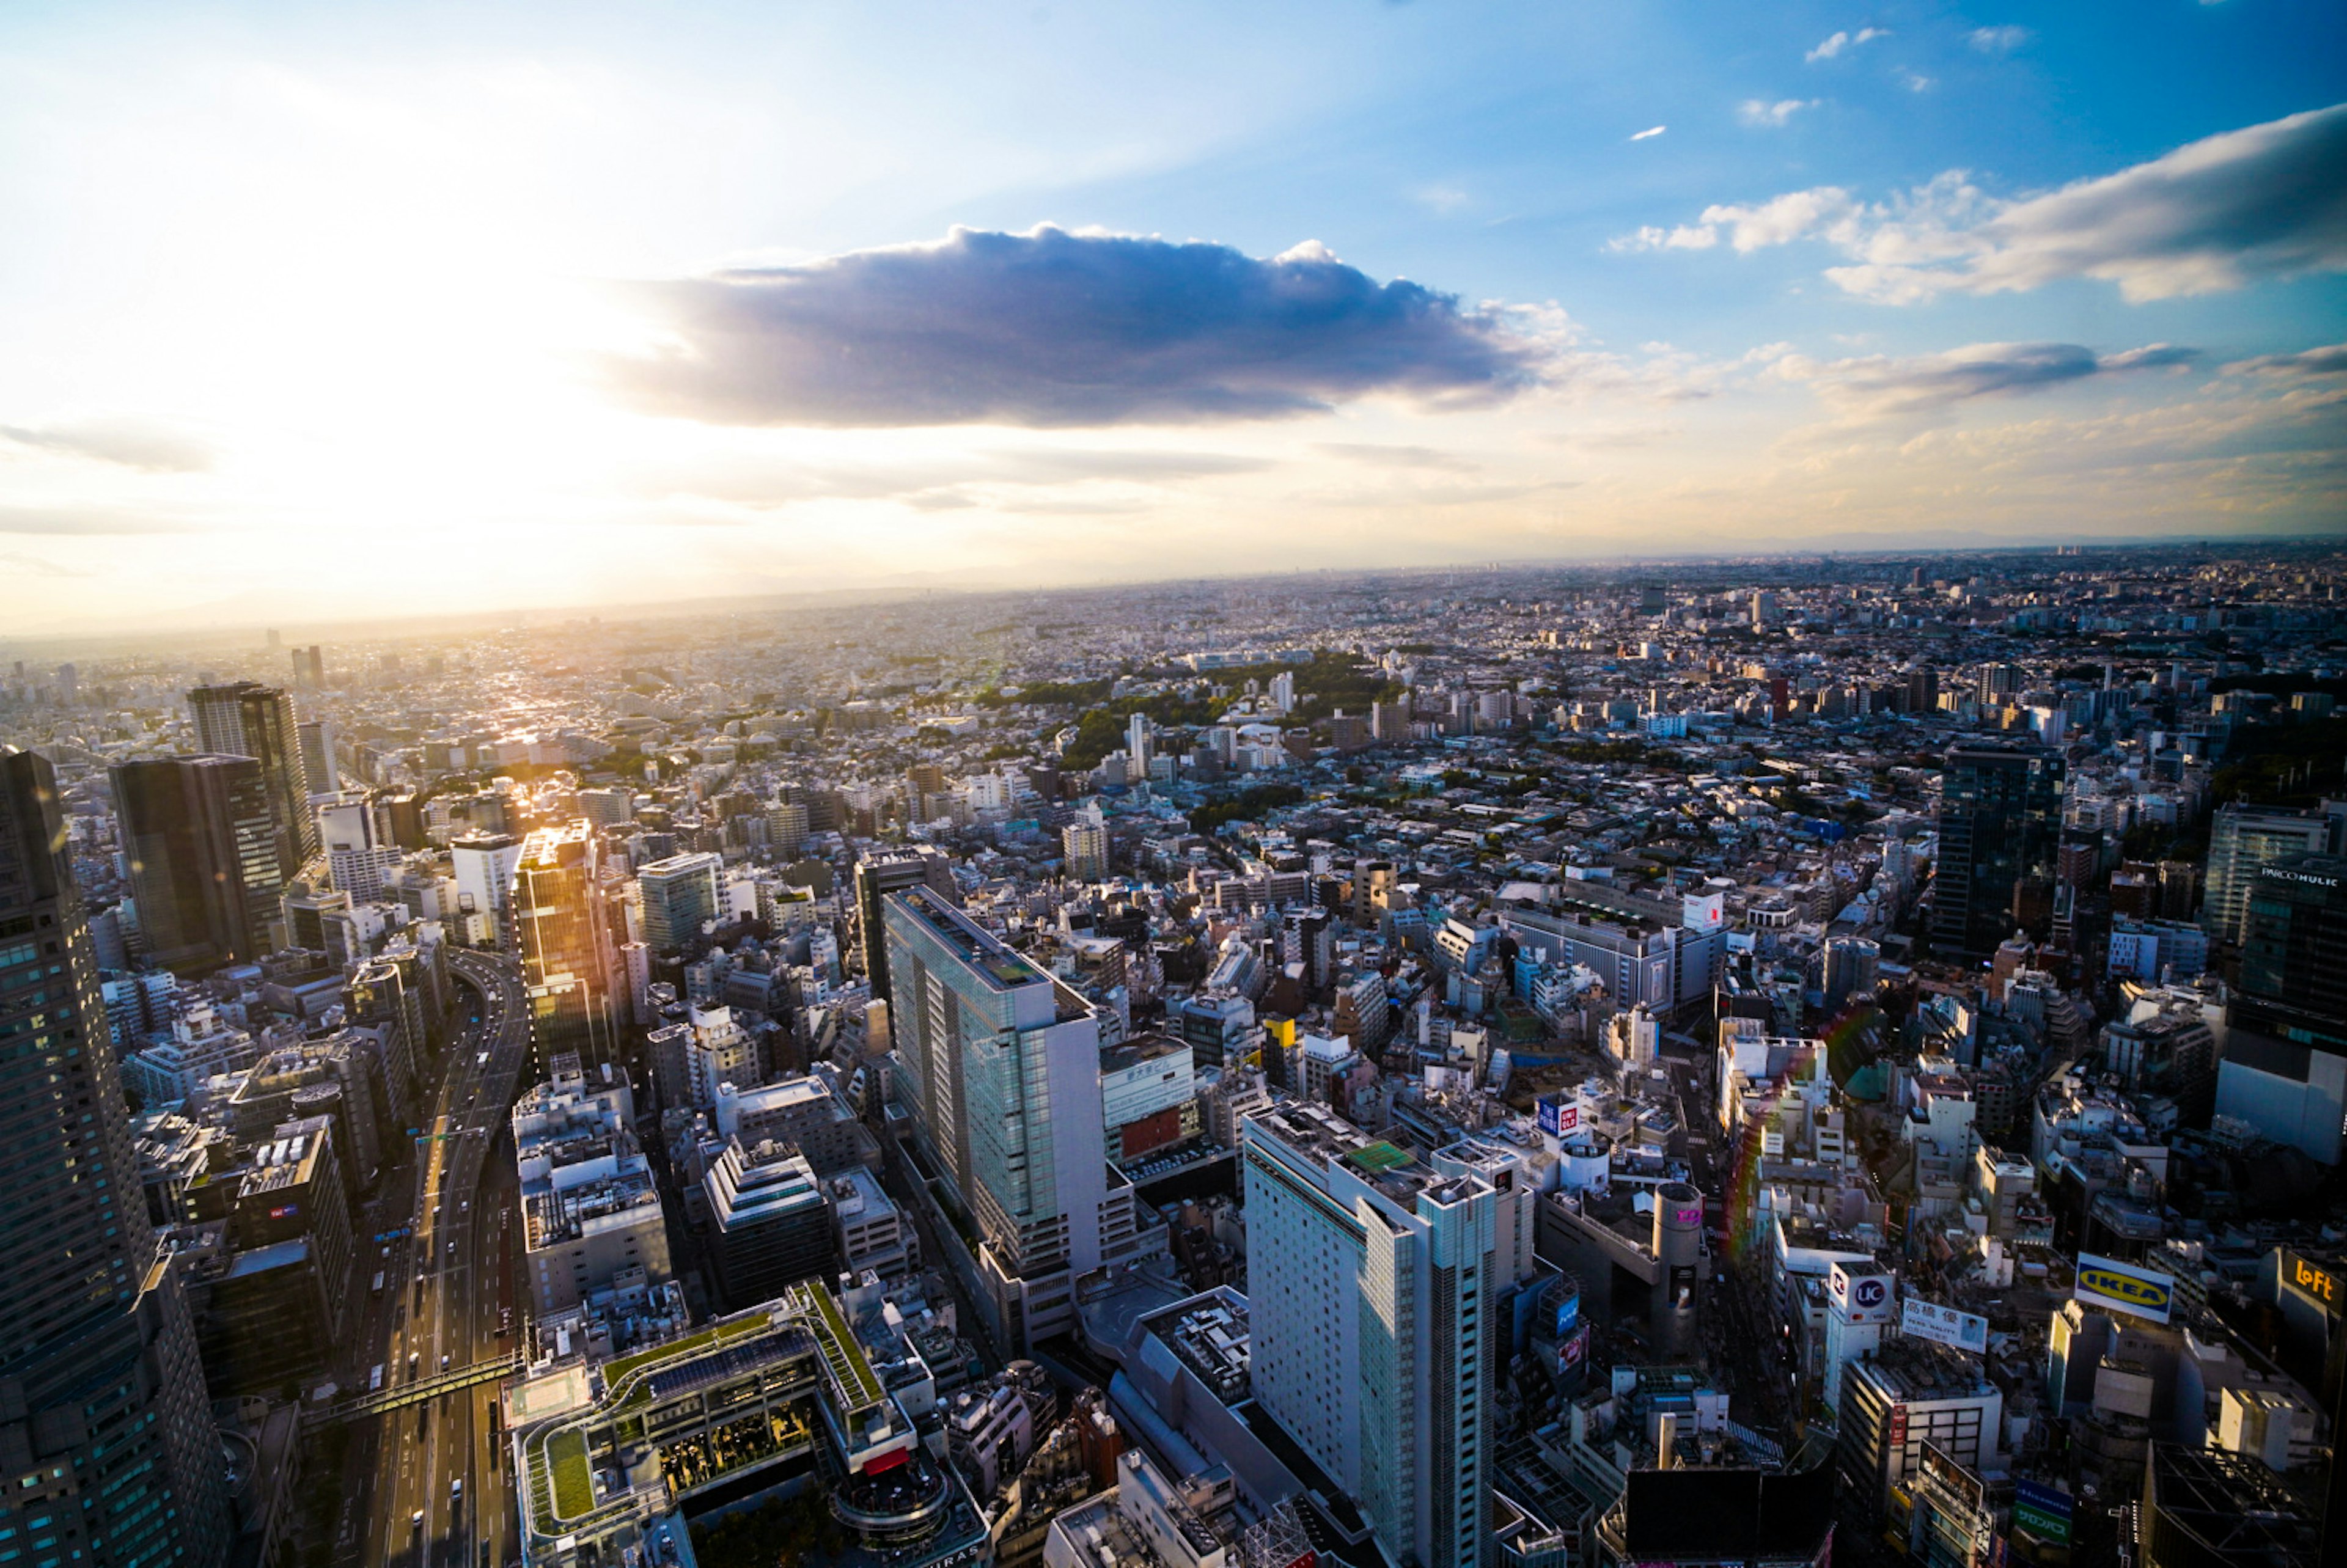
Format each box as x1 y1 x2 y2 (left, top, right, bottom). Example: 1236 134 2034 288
0 0 2340 632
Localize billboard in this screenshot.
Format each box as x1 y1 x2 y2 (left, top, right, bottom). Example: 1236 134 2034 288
1537 1096 1579 1137
2282 1250 2341 1315
2011 1479 2073 1545
1829 1262 1894 1324
1901 1298 1989 1354
2074 1253 2174 1324
1552 1291 1581 1338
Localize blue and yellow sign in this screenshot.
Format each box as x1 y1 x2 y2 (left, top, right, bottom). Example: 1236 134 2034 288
2074 1253 2173 1324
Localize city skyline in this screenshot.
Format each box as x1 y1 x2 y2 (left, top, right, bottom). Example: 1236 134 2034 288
1 0 2341 634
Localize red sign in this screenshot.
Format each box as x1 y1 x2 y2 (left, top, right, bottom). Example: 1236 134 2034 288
1887 1405 1908 1447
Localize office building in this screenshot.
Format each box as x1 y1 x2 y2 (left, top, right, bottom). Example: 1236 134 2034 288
112 753 281 974
637 850 723 954
186 680 315 873
2203 806 2334 948
2238 854 2347 1031
853 844 957 1001
512 1055 671 1317
1931 743 2064 963
2216 855 2347 1162
0 749 230 1566
516 822 617 1064
1240 1100 1497 1568
1835 1338 2003 1528
295 717 337 796
703 1141 836 1311
450 831 523 949
882 885 1151 1346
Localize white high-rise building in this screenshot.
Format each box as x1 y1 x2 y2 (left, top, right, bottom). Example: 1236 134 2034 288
1240 1101 1496 1568
450 832 523 950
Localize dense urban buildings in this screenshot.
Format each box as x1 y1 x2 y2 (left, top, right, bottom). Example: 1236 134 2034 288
4 540 2346 1568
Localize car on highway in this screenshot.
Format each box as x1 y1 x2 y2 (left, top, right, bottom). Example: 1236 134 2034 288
440 1352 450 1371
451 1478 463 1500
411 1509 425 1531
408 1351 420 1380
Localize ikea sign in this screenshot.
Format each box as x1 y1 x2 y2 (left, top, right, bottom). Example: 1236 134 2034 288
2074 1253 2174 1324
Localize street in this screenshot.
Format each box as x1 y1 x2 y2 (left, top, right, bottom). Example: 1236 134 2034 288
340 950 535 1568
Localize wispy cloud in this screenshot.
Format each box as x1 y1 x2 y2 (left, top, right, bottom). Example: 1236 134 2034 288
0 551 91 579
0 418 215 472
607 225 1551 428
1738 98 1818 128
1805 27 1887 62
1629 125 1667 141
0 505 193 535
1313 442 1480 472
1774 340 2199 419
2224 342 2347 378
1611 103 2347 303
1967 25 2032 54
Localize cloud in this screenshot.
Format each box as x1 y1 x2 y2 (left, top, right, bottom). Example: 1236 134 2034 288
1629 125 1667 141
0 505 191 535
1738 98 1818 128
1607 224 1721 253
607 225 1549 428
1314 442 1480 471
0 552 90 579
2225 342 2347 378
0 418 215 472
1967 25 2032 53
1774 340 2200 419
1806 27 1887 62
1901 71 1935 93
1613 103 2347 303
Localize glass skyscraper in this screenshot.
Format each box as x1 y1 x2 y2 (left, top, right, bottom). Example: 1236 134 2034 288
0 747 229 1567
186 680 315 876
111 754 281 975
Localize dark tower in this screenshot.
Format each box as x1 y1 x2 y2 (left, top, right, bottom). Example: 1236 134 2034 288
1932 743 2064 963
111 754 281 975
0 748 230 1565
186 680 315 873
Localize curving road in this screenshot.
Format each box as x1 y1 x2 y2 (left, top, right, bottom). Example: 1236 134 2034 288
348 948 535 1568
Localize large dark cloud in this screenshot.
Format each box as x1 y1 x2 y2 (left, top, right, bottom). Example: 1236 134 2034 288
610 226 1545 428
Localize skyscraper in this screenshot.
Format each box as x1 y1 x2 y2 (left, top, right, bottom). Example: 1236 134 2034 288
2238 855 2347 1039
1931 743 2063 963
187 680 315 873
853 845 957 1001
296 717 337 796
112 753 282 974
0 748 230 1566
881 885 1147 1346
636 851 723 955
451 831 524 950
2202 805 2334 948
516 822 617 1066
1239 1101 1497 1568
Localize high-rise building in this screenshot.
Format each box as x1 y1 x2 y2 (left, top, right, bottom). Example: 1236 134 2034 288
112 754 282 974
0 749 231 1566
296 717 337 796
450 831 524 950
2238 855 2347 1028
853 846 957 1000
1239 1101 1496 1568
1062 819 1109 880
516 822 617 1066
2202 806 2334 948
881 886 1149 1346
187 680 315 873
1931 743 2064 963
637 851 723 955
